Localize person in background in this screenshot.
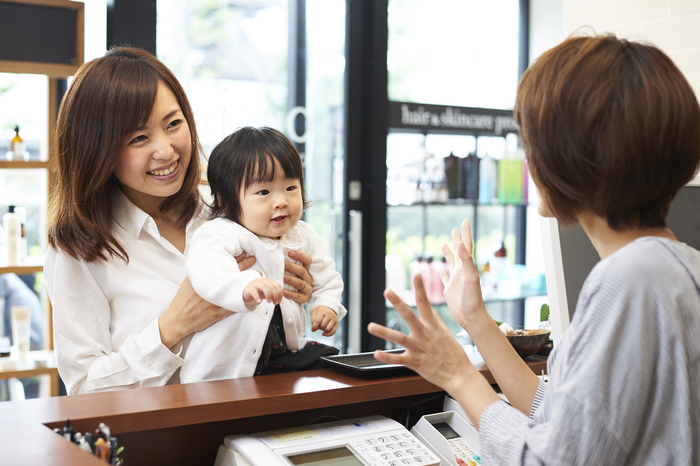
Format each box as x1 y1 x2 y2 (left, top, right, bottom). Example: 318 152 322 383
1 273 44 351
44 47 314 395
182 126 345 382
369 34 700 464
0 273 44 400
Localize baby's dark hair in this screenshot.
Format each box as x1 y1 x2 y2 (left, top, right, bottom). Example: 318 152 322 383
207 126 311 222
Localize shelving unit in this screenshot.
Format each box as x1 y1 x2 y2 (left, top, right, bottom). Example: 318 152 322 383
385 101 537 332
0 0 84 388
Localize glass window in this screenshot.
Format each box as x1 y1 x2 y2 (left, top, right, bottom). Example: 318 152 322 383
157 0 289 154
0 74 49 259
385 1 534 347
387 0 521 109
157 0 347 349
0 74 48 161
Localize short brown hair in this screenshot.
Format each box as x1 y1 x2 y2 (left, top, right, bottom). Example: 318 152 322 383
207 126 311 223
515 34 700 230
47 47 202 262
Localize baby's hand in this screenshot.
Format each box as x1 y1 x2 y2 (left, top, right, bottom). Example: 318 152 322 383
243 278 283 306
310 306 338 337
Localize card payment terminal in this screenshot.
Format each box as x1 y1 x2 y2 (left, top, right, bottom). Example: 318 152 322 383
411 412 480 466
214 415 442 466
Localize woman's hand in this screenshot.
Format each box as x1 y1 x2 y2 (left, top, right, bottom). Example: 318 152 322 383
441 219 489 329
158 277 232 349
368 274 501 429
368 274 478 393
283 250 313 304
234 251 257 271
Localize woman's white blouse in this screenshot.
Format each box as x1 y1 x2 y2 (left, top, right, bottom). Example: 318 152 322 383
44 191 207 395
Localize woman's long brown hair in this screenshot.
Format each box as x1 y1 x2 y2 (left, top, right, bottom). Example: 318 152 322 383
47 47 202 263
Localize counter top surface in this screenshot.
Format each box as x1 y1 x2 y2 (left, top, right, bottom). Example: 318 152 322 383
0 354 547 465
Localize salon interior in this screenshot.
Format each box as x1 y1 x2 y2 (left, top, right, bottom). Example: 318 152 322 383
0 0 699 464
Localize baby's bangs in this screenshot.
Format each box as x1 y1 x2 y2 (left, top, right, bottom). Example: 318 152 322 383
243 152 279 187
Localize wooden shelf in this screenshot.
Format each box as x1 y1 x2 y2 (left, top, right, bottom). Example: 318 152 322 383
0 160 49 169
0 256 45 274
0 264 43 274
0 350 58 396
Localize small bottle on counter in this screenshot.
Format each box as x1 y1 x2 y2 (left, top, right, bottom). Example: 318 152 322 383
8 126 28 162
3 205 22 265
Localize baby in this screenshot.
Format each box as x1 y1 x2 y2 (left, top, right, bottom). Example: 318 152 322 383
181 126 346 382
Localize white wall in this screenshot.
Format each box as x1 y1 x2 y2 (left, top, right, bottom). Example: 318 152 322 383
530 0 565 63
562 0 700 96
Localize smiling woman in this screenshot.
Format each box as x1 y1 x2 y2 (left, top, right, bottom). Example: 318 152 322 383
43 48 316 395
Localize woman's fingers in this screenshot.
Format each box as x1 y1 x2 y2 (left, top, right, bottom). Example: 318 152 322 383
234 252 256 271
442 242 455 270
372 347 410 365
285 261 312 283
457 240 473 267
384 289 423 331
451 227 463 252
283 273 306 290
413 274 439 326
367 322 414 349
289 250 312 269
461 218 473 256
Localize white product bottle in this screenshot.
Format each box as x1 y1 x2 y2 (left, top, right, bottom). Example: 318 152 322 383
3 205 22 265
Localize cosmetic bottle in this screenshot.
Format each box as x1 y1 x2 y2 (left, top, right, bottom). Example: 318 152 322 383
3 205 22 265
9 126 28 162
461 151 480 201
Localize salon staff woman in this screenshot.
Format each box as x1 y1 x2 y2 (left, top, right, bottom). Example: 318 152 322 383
369 34 700 464
45 47 313 395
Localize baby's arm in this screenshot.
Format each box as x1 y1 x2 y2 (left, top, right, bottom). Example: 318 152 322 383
243 277 283 306
186 221 262 312
310 306 338 336
298 222 348 321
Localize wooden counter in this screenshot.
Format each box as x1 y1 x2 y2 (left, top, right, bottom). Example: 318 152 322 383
0 355 547 465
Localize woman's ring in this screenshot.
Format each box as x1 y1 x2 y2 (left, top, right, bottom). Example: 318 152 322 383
299 281 307 292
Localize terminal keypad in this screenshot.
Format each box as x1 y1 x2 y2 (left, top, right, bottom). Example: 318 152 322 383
354 432 440 466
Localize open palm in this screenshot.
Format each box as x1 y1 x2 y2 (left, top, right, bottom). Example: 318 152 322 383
441 219 487 330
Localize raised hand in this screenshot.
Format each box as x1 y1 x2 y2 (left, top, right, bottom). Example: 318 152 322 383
368 273 477 393
441 218 488 329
